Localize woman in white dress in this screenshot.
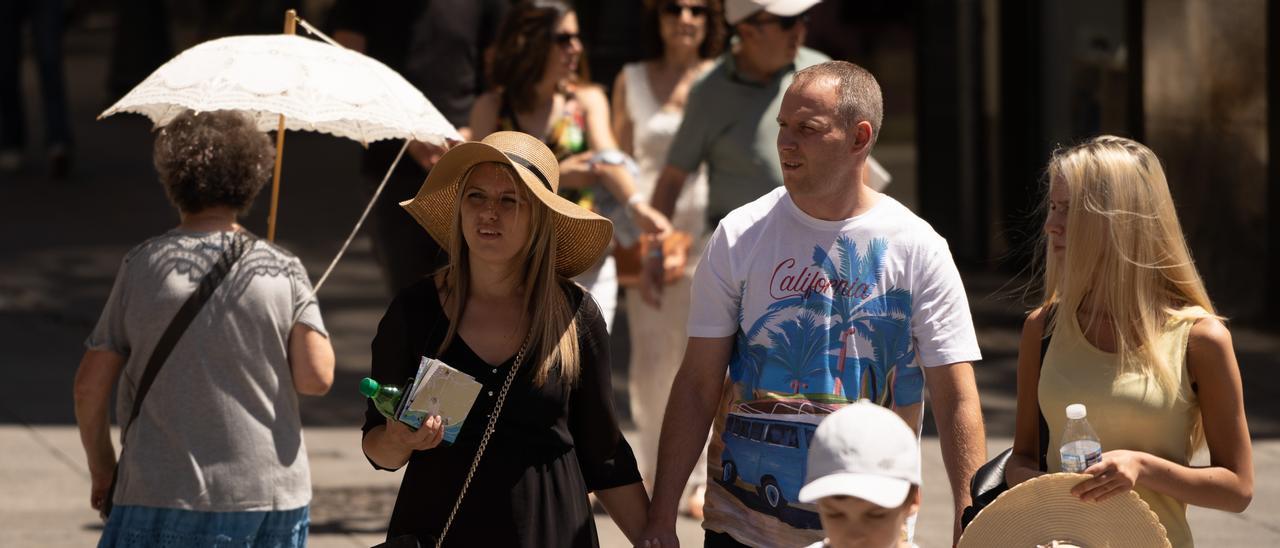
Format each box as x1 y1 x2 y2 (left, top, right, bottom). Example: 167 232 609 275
611 0 725 519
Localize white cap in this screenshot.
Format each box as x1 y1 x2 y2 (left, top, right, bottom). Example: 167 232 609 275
725 0 823 25
797 401 920 508
1066 403 1087 420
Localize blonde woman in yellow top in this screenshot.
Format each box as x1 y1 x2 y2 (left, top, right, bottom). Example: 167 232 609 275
1004 136 1253 547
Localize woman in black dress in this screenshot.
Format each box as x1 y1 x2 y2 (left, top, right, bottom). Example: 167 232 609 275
361 131 649 547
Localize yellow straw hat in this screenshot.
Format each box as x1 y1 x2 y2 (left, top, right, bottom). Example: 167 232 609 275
400 131 614 278
958 473 1171 548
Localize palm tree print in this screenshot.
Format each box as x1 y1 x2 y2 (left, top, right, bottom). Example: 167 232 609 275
730 281 780 401
760 237 921 406
764 313 835 395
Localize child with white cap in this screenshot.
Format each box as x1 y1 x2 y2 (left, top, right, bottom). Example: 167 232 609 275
798 401 922 548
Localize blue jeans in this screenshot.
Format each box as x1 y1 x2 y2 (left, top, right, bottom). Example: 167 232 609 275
99 505 309 548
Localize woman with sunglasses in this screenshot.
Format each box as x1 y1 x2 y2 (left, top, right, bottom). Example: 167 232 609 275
470 0 673 331
609 0 725 521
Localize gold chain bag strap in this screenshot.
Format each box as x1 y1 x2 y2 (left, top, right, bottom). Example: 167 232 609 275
434 336 531 548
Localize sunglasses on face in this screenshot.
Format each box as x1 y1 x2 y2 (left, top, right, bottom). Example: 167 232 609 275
661 3 709 18
749 12 809 30
553 32 580 46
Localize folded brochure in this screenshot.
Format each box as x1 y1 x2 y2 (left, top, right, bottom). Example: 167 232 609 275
395 356 484 444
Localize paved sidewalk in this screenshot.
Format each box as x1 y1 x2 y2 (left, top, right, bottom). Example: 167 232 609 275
5 425 1277 547
0 425 703 548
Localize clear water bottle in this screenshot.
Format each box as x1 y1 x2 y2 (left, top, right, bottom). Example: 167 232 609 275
1059 403 1102 473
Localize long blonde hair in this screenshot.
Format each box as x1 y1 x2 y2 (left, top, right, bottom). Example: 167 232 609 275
1039 135 1217 450
436 162 581 387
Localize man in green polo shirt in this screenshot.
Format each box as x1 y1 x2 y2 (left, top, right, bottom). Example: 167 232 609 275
643 0 828 304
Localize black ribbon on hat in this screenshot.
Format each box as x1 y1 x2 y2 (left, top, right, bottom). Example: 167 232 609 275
503 152 554 192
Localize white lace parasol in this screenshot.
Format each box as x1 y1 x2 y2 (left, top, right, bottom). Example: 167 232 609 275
98 12 457 288
99 33 461 146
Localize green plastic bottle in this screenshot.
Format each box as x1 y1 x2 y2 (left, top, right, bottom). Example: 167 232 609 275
360 377 403 419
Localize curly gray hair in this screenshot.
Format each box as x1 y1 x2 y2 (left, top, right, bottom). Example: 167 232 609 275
153 110 275 214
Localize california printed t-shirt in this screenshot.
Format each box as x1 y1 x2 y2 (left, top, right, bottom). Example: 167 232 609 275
689 188 981 546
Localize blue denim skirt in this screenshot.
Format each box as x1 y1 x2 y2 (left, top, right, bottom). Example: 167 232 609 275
99 505 309 548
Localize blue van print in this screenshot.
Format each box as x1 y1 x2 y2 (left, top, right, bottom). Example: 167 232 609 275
718 412 821 516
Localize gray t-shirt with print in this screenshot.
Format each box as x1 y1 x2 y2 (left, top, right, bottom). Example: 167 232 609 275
86 229 328 512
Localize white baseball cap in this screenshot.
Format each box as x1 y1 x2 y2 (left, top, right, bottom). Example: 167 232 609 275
797 401 921 508
725 0 822 25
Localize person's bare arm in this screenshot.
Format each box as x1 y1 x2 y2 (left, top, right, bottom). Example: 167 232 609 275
468 91 501 141
926 360 986 545
579 85 672 235
649 164 690 220
288 323 334 396
1006 307 1050 487
578 85 638 199
1071 318 1253 512
611 69 634 156
73 349 126 512
638 336 733 547
596 482 651 544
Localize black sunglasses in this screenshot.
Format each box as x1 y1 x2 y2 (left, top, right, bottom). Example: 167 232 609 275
662 3 709 18
748 12 809 30
553 32 580 46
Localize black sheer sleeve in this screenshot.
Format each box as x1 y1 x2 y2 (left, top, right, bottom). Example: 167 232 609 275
361 287 418 471
567 288 642 492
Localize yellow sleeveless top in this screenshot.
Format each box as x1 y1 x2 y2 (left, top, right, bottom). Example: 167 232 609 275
1039 308 1201 547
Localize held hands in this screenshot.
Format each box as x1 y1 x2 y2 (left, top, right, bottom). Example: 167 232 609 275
386 415 446 452
636 520 680 548
1072 450 1146 502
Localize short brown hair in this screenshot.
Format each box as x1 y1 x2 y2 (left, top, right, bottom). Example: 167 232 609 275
792 61 883 145
153 110 274 214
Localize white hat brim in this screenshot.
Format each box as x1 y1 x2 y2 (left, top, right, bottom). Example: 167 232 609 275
797 473 912 508
765 0 822 17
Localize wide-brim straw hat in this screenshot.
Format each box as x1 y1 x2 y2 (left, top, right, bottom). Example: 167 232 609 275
400 131 613 278
958 473 1171 548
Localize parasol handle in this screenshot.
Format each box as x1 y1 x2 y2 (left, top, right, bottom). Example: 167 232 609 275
267 9 298 242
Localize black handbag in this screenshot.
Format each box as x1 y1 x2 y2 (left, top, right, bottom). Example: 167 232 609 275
959 307 1055 530
101 233 251 519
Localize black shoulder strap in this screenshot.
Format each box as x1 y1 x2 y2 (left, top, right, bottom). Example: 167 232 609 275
1036 305 1056 471
123 232 252 434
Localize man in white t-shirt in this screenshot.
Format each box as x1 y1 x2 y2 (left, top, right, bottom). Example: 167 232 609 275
638 61 986 547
